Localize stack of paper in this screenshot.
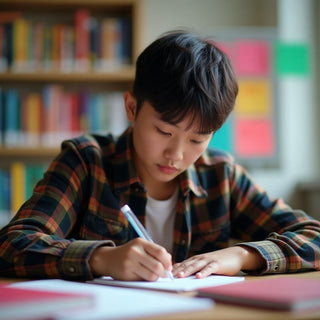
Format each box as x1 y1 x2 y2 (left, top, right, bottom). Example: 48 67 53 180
11 279 215 320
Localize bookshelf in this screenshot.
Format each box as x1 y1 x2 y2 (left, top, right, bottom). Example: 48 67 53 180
0 0 142 223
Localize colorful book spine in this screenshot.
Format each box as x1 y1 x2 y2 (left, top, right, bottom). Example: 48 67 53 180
74 9 90 71
24 93 41 147
4 89 21 147
0 11 22 70
10 162 25 214
0 169 11 226
12 18 29 71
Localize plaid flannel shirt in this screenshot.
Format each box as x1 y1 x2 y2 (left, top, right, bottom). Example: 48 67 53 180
0 127 319 280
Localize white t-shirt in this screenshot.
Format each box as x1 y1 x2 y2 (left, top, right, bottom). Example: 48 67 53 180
146 188 179 254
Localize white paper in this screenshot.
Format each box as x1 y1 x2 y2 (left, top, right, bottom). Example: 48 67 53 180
11 279 214 320
89 274 244 292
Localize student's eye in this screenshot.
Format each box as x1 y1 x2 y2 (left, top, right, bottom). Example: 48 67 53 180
190 139 203 144
156 127 171 136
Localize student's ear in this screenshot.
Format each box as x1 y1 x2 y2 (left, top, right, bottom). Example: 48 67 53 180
123 91 137 123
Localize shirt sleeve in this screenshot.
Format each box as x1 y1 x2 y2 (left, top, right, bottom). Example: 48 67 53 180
0 139 115 280
228 162 320 274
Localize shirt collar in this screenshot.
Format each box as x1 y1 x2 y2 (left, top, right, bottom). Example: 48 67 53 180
179 164 208 198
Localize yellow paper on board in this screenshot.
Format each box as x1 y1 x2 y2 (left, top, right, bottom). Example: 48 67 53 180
236 79 272 116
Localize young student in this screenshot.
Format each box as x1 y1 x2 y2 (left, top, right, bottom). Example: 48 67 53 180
0 30 319 281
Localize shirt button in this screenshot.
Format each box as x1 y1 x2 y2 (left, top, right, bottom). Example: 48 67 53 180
69 266 76 273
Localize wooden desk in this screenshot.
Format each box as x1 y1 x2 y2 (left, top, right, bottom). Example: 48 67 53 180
1 271 320 320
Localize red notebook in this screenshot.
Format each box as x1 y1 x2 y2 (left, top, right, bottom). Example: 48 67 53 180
0 284 94 319
197 277 320 312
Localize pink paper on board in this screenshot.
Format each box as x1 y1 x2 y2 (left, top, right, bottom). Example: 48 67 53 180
235 118 275 157
234 40 270 76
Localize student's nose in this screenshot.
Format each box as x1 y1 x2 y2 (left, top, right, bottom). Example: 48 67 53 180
164 139 184 162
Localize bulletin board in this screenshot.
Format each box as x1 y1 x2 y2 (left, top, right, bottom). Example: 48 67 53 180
207 28 310 169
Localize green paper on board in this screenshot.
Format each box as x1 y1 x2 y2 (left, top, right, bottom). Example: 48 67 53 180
275 42 310 75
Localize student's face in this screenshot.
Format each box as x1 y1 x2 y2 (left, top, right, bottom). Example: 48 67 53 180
124 92 213 189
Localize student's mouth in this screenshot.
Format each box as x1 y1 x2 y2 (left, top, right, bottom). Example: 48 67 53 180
157 164 178 175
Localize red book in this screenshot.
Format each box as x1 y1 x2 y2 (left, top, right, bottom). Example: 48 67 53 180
0 284 93 319
74 9 90 71
197 277 320 312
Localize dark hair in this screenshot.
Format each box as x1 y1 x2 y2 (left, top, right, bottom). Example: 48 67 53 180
133 30 238 133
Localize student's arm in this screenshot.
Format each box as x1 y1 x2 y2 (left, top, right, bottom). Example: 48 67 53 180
173 161 320 278
0 138 114 280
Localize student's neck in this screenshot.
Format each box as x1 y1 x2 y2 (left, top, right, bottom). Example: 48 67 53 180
146 179 178 201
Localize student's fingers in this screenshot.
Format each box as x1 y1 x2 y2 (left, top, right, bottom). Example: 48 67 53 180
122 238 172 280
194 262 219 279
132 261 163 281
142 240 173 276
172 255 208 278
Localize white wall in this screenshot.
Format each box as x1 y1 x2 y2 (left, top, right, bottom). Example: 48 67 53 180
140 0 277 48
140 0 320 203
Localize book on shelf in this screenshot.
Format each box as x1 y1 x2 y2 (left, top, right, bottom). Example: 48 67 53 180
75 9 90 71
197 277 320 312
4 88 21 147
12 18 29 72
0 11 21 71
21 92 42 146
0 170 11 226
10 161 25 214
0 283 94 320
0 9 132 72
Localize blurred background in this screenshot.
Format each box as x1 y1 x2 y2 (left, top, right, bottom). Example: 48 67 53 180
0 0 319 224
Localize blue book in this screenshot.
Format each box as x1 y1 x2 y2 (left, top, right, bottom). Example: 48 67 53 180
89 17 99 69
1 169 12 223
4 23 14 69
4 89 20 147
89 94 99 133
119 17 132 65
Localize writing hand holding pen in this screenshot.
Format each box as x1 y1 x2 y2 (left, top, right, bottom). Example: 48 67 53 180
89 205 173 281
121 205 174 280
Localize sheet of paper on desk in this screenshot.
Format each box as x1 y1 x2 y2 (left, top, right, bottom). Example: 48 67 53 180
89 274 244 292
11 279 214 320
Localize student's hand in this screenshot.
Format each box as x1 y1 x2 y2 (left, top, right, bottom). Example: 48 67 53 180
89 238 173 281
172 246 266 278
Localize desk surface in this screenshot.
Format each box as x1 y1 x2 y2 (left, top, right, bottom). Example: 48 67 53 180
1 271 320 320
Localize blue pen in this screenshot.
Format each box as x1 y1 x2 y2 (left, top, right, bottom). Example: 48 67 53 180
121 204 174 281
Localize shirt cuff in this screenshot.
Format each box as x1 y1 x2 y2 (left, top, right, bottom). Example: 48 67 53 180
59 240 115 280
235 240 287 274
